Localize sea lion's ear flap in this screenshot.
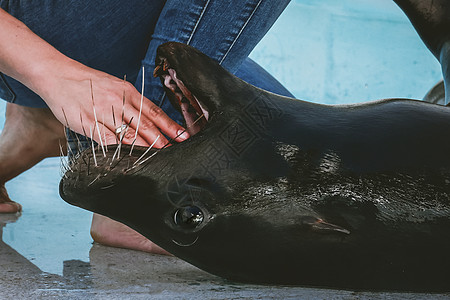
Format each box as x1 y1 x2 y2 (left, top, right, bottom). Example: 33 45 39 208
300 216 350 235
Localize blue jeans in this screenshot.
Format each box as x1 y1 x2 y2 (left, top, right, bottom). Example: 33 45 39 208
0 0 292 124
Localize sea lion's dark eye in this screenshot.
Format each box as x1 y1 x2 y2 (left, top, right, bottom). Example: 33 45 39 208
173 206 204 229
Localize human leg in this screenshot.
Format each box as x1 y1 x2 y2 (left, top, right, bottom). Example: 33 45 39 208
0 103 65 213
236 58 294 98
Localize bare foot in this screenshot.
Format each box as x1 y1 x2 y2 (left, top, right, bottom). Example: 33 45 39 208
0 184 22 213
0 103 66 213
90 213 170 255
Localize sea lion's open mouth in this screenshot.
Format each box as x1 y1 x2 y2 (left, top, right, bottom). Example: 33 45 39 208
154 58 209 136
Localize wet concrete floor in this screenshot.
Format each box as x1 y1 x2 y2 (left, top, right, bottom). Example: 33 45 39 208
1 0 449 298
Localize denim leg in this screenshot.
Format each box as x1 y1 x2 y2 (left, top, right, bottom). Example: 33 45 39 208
236 58 294 98
135 0 292 123
0 0 166 107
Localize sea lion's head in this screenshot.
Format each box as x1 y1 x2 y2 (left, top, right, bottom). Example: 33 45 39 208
60 42 348 285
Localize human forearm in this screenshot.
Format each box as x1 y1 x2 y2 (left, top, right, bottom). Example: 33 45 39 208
0 8 80 98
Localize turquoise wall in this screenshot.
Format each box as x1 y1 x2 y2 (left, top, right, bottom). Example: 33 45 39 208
250 0 443 104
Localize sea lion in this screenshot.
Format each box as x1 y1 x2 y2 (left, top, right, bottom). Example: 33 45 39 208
393 0 450 104
60 40 450 291
423 80 445 105
60 1 450 292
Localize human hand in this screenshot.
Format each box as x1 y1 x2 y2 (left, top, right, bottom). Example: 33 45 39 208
38 60 189 148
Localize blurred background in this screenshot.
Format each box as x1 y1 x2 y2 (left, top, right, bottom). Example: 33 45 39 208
251 0 442 103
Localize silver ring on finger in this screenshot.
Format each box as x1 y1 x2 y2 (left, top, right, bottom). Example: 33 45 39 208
115 124 128 135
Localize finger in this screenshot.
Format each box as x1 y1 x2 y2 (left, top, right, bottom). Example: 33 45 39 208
85 121 117 146
97 98 163 147
122 109 170 148
88 120 167 150
89 101 144 146
95 109 170 149
133 96 190 143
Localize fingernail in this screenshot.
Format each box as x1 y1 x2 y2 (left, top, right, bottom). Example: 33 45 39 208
177 129 189 140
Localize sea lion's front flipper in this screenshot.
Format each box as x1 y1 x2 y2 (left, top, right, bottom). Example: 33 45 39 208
423 80 445 105
300 216 350 235
311 195 379 234
393 0 450 104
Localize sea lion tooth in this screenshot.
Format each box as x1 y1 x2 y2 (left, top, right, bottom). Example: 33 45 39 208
153 65 161 77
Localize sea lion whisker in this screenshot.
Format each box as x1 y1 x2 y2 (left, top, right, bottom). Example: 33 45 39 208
78 112 91 168
87 174 101 187
111 142 121 163
60 109 77 163
111 149 127 169
87 156 90 176
101 112 108 152
126 114 206 173
121 76 126 126
61 108 84 156
117 79 127 160
130 66 145 156
129 139 137 153
58 140 64 166
133 147 158 167
73 133 83 155
111 126 130 162
89 125 98 167
162 113 205 148
114 117 133 163
90 79 106 157
63 128 72 165
108 118 135 169
61 107 70 127
100 184 115 190
122 149 158 174
79 152 88 168
79 112 89 147
103 130 108 152
58 141 70 177
112 106 118 144
116 128 123 159
132 135 160 166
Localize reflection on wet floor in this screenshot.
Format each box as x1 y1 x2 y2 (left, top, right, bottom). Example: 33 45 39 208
0 0 448 298
2 157 92 276
2 210 449 299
